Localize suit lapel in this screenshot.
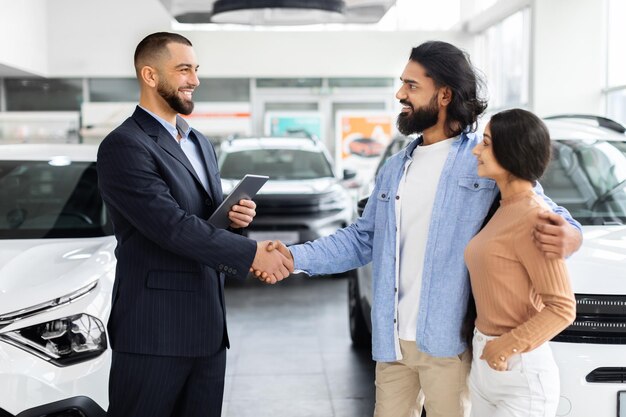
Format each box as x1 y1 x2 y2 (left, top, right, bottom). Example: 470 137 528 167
192 130 222 205
132 107 209 198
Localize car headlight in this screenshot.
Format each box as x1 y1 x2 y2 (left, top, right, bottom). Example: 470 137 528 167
318 190 349 212
0 314 107 366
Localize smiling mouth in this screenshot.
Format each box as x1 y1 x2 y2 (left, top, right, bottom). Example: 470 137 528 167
179 89 194 99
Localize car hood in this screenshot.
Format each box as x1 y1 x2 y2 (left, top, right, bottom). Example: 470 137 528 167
0 237 116 315
566 225 626 295
222 177 340 196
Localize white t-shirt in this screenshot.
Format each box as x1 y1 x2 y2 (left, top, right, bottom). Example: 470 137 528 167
398 138 455 341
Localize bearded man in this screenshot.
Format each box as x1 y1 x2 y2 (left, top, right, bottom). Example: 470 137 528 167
259 41 582 417
97 32 292 417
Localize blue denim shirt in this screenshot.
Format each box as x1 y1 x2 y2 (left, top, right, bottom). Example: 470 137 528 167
290 132 581 361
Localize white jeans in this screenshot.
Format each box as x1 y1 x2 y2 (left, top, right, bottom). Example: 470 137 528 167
469 328 560 417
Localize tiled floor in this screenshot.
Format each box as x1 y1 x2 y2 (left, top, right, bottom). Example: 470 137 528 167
222 274 375 417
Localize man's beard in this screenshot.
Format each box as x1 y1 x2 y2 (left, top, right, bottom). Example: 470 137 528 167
396 93 439 136
157 80 194 115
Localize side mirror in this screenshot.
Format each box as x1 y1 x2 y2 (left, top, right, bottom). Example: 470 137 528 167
343 168 357 180
357 196 369 217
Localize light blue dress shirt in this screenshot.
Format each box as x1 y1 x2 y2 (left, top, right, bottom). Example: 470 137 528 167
289 131 581 361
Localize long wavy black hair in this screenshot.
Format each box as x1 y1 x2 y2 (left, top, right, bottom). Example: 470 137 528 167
409 41 488 137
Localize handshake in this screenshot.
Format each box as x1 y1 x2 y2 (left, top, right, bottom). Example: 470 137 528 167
249 240 294 284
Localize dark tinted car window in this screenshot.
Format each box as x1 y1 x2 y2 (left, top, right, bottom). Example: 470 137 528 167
375 136 410 177
0 161 112 238
541 139 626 225
220 149 334 180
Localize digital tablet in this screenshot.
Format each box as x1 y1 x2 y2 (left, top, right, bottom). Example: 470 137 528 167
208 174 269 229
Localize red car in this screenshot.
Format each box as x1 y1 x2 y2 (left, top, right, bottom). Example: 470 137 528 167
348 137 385 157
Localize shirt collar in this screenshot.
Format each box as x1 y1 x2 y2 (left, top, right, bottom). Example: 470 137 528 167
403 131 471 160
139 105 192 141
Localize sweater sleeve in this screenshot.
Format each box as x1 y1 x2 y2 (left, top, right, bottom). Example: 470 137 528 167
482 212 576 363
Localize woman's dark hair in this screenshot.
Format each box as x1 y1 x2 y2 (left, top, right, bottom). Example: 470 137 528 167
409 41 488 137
490 108 552 183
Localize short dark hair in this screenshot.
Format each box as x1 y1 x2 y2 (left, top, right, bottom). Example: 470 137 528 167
134 32 192 75
409 41 487 137
489 108 552 183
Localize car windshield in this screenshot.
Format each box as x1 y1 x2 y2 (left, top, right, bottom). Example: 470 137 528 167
219 149 334 180
541 139 626 225
0 160 112 239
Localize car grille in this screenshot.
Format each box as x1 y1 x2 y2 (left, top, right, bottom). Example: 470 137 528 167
552 294 626 344
586 367 626 383
253 193 342 215
248 224 309 231
255 199 324 215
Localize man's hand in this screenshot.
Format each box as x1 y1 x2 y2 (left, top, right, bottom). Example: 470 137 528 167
268 240 294 263
228 199 256 229
250 240 293 284
532 211 582 259
250 240 294 283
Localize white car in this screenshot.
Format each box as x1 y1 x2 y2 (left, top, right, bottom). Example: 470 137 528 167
348 115 626 417
0 144 114 416
218 136 355 246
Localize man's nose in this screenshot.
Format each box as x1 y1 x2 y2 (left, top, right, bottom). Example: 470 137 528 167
395 86 406 101
190 71 200 87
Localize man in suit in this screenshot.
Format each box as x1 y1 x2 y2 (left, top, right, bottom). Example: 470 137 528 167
97 32 291 417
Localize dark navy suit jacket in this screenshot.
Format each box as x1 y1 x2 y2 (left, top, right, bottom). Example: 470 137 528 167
97 106 256 357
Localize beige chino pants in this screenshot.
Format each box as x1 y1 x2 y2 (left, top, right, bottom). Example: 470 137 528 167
374 339 471 417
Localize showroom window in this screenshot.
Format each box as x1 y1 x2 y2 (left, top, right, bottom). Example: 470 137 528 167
328 78 393 88
194 78 250 102
89 78 139 102
265 102 318 111
474 8 531 111
256 78 322 88
88 77 249 103
5 78 83 111
605 0 626 125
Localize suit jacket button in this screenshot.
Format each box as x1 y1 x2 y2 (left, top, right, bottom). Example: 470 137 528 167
232 269 237 274
218 264 224 270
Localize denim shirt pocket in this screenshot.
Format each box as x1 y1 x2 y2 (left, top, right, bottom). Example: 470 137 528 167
455 176 496 221
374 188 391 231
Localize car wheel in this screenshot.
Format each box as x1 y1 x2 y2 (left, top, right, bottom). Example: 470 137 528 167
348 272 371 348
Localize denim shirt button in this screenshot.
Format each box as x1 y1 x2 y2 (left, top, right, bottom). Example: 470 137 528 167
381 193 386 198
474 183 479 188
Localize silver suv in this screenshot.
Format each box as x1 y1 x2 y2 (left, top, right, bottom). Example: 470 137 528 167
218 136 355 245
348 115 626 417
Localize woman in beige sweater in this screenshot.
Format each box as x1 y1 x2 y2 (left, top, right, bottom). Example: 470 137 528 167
464 108 576 417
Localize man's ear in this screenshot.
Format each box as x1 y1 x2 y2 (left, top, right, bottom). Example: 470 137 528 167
439 87 453 107
140 66 158 88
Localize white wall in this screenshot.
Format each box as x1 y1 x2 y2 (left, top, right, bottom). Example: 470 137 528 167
5 0 609 120
0 0 48 76
181 30 468 78
46 0 173 77
531 0 606 116
43 0 467 78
